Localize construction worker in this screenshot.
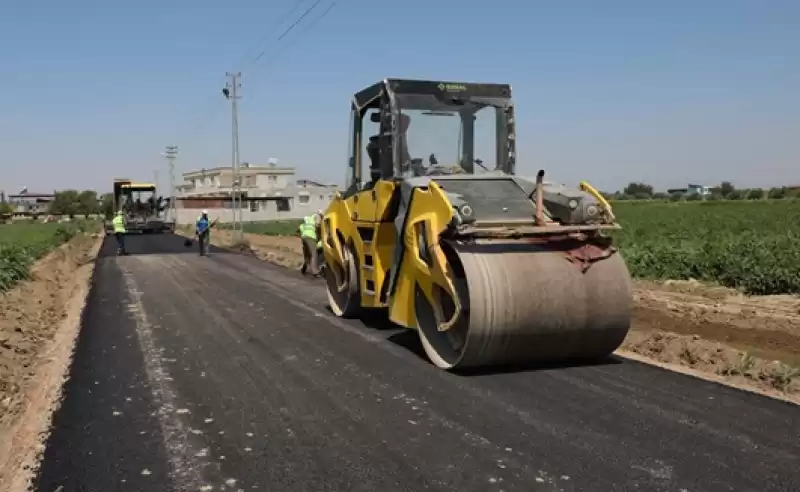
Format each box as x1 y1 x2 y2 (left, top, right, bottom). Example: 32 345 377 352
195 210 212 256
112 210 128 255
299 210 323 276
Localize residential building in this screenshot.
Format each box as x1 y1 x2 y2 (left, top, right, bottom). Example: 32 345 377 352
173 163 338 224
687 184 712 196
666 184 712 196
7 188 56 214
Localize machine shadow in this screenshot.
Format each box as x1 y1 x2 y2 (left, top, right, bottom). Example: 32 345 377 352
355 310 622 375
96 234 236 258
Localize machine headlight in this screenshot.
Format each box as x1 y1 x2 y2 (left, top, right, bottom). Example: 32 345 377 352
460 205 473 217
586 204 599 217
568 199 578 210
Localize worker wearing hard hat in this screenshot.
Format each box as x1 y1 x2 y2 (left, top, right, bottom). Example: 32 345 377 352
112 210 128 255
195 210 214 256
298 209 324 276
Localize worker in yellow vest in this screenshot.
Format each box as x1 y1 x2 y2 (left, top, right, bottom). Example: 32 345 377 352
298 210 323 276
112 211 128 255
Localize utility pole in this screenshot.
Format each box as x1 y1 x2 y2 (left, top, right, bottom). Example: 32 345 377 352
164 145 178 223
223 72 243 242
153 169 160 215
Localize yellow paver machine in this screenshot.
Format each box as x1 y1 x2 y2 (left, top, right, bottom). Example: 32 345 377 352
321 78 632 370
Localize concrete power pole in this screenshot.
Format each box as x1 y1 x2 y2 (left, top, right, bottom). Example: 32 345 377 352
164 145 178 223
224 72 243 242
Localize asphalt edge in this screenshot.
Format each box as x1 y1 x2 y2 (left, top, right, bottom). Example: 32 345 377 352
0 234 105 492
615 350 799 406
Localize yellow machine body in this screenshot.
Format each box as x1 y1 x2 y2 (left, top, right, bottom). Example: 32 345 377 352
322 179 454 329
322 78 633 370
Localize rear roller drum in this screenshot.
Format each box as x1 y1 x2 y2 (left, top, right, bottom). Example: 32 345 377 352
415 242 632 370
325 245 361 318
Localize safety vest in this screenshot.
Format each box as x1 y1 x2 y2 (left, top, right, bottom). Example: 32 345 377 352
299 215 317 240
112 215 126 233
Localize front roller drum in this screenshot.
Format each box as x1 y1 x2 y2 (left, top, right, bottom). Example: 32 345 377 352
415 242 633 370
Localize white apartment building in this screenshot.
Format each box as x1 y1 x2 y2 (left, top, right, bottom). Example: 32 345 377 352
172 163 338 224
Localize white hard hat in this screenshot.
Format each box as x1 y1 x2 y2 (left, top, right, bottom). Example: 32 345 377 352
317 209 323 215
202 209 208 215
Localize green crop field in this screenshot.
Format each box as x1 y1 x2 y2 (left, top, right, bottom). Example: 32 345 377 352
225 200 800 296
0 221 92 291
611 200 800 295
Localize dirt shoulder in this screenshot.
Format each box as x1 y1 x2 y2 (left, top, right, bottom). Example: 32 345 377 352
187 229 800 402
0 232 103 490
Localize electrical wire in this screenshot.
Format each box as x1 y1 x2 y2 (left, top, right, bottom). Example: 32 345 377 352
173 0 312 146
173 0 337 163
246 1 337 94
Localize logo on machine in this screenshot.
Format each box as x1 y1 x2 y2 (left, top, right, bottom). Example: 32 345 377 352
438 83 467 92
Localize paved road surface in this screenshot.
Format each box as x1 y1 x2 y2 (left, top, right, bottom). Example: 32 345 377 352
35 234 800 492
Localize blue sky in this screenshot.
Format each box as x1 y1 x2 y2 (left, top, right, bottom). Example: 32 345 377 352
0 0 798 195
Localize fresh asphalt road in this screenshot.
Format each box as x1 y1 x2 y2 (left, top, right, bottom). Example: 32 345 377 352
35 234 800 492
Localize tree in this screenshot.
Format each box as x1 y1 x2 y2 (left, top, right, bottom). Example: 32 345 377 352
728 189 744 200
99 193 115 218
768 187 787 200
745 188 764 200
719 181 735 198
0 201 13 215
77 190 99 215
48 190 81 216
622 182 654 198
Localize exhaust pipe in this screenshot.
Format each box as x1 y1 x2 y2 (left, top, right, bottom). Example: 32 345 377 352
535 169 545 225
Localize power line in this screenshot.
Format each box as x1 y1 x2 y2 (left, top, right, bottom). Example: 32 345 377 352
247 0 325 68
247 2 337 94
174 0 317 145
234 0 308 70
172 0 337 179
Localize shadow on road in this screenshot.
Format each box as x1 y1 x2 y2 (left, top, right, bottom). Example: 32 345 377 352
329 305 623 376
96 233 235 258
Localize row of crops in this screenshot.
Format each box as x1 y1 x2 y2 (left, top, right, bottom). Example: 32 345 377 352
611 200 799 295
0 221 93 292
232 200 800 296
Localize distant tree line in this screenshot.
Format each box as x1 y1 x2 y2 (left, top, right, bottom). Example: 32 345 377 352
44 190 117 218
605 181 800 202
0 190 116 219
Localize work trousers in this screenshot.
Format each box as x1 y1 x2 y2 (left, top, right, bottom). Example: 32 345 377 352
197 231 209 256
301 236 320 275
114 232 126 253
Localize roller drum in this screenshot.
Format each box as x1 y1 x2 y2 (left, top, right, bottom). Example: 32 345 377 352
415 241 632 370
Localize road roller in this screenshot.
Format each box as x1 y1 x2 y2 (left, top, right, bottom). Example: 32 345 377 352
321 78 633 370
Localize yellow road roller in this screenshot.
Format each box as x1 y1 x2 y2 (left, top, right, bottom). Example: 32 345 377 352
321 78 632 370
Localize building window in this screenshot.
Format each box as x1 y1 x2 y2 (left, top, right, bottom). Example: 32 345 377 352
299 195 310 205
250 200 258 212
268 175 277 182
277 198 291 212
